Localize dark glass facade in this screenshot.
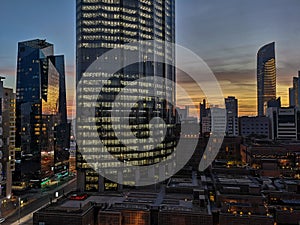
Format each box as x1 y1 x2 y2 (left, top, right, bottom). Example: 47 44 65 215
76 0 176 191
15 39 69 187
257 42 276 116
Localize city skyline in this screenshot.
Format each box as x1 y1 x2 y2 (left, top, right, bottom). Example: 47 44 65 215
2 1 300 224
1 0 300 117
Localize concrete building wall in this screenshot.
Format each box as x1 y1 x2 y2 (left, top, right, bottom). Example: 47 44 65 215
158 212 213 225
239 116 270 138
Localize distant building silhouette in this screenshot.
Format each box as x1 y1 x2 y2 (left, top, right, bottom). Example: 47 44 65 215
225 96 239 136
289 71 300 107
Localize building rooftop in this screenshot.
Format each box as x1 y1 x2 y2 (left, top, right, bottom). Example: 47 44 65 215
19 39 53 49
61 195 125 208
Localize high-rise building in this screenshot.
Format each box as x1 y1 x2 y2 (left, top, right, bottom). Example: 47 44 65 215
76 0 176 192
276 108 297 141
15 39 69 187
289 87 296 107
267 107 298 141
257 42 276 116
225 96 238 136
2 87 16 198
200 106 226 137
200 99 208 135
0 77 16 198
289 71 300 108
264 97 281 140
0 77 4 196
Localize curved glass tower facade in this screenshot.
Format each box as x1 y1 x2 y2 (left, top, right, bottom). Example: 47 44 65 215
76 0 176 192
257 42 276 116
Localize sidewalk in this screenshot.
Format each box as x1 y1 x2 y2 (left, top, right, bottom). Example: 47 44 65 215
1 200 17 218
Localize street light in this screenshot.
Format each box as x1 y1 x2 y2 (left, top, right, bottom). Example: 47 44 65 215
18 197 21 224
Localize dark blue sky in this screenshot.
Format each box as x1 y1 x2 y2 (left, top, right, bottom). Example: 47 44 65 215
1 0 300 115
0 0 75 83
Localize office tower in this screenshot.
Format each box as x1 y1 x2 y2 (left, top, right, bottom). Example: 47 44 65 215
200 99 207 121
0 77 16 198
266 106 277 140
276 108 297 140
49 55 71 177
210 107 226 135
289 71 300 108
200 105 226 138
257 42 276 116
2 87 16 198
0 77 4 196
0 78 16 197
15 39 69 187
200 99 210 136
199 100 227 137
267 107 297 141
289 88 296 107
200 99 206 120
225 96 238 136
76 0 176 192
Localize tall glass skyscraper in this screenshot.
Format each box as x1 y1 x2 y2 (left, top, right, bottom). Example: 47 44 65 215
15 39 70 187
76 0 176 192
257 42 276 116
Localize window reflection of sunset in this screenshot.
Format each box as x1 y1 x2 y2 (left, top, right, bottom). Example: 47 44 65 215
42 60 59 115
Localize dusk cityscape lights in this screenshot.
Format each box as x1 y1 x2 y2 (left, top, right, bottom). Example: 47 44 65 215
0 1 300 225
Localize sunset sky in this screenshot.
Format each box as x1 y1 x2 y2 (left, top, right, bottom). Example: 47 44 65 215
1 0 300 118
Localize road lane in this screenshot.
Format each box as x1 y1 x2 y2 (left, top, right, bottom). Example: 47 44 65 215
3 178 76 225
